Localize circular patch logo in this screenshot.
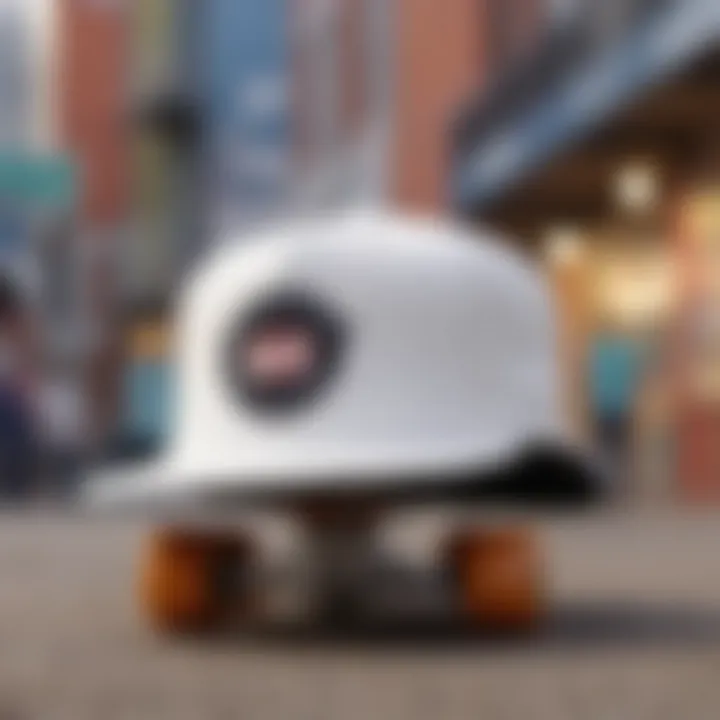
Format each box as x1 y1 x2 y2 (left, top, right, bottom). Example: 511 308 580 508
227 292 345 414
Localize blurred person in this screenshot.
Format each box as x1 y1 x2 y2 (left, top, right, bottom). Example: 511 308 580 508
0 274 38 501
38 361 88 500
588 321 650 493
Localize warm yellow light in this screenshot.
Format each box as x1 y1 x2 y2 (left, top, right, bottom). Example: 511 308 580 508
614 161 660 213
544 225 583 266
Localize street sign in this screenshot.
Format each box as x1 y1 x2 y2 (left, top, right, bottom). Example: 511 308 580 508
0 153 77 208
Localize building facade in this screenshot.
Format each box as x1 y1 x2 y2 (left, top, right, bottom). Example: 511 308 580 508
453 0 720 503
58 0 130 444
200 0 290 231
291 0 484 214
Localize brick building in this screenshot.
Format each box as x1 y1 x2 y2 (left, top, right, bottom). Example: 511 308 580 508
59 0 128 231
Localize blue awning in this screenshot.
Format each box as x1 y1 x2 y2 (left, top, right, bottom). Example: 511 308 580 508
454 0 720 212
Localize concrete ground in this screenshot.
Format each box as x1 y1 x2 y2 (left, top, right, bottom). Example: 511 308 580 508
1 510 720 719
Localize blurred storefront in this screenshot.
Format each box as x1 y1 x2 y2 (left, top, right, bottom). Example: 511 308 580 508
454 0 720 503
120 0 192 455
0 1 82 409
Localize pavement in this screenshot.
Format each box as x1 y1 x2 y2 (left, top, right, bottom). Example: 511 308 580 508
1 510 720 719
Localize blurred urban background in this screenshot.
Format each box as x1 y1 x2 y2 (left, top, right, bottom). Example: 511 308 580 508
0 0 719 507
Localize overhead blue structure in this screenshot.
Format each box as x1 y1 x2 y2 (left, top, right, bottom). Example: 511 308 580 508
454 0 720 214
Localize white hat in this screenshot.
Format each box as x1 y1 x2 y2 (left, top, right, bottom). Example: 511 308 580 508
87 211 563 510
